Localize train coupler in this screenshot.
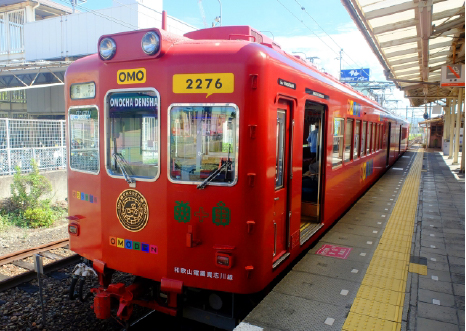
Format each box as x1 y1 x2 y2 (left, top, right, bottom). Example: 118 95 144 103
91 279 183 320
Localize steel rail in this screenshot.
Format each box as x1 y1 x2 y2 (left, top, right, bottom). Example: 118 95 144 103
0 239 81 292
0 238 69 266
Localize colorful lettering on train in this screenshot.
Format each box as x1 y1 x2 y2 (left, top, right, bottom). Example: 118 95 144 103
360 159 374 182
109 236 158 254
347 99 362 117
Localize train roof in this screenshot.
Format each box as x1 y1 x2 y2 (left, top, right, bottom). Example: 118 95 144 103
184 26 408 124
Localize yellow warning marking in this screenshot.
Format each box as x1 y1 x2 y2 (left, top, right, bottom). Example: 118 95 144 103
343 150 424 331
361 274 406 292
369 258 408 270
408 263 428 275
372 250 409 262
350 297 402 322
342 312 401 331
366 264 407 280
357 285 404 307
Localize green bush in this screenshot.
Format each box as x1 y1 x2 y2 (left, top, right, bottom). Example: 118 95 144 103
10 159 52 211
23 207 55 228
0 159 66 230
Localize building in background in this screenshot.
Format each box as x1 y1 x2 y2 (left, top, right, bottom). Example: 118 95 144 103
0 0 196 119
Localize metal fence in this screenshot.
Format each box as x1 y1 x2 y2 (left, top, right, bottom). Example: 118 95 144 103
0 118 66 176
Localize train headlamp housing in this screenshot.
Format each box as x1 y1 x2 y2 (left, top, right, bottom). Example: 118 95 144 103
68 222 80 236
141 31 160 55
99 37 116 60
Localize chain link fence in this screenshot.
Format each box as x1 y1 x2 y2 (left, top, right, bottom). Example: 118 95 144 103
0 118 66 176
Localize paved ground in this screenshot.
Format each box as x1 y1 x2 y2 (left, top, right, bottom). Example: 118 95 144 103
235 148 465 331
406 150 465 331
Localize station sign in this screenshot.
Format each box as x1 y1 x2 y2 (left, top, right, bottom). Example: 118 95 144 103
440 64 464 87
340 69 370 82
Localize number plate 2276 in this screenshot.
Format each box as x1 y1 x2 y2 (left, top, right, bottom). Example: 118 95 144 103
173 73 234 98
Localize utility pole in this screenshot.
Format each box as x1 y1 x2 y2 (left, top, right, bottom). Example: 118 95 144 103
336 49 343 80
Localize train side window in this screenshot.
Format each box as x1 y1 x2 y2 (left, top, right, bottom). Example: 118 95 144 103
361 121 366 156
275 111 286 189
169 104 238 186
69 106 99 174
375 124 379 151
106 90 159 181
354 120 360 159
332 118 344 168
372 123 377 153
366 122 372 154
344 119 353 163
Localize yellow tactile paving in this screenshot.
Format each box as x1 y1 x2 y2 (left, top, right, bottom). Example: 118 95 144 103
408 263 428 275
342 312 401 331
350 297 402 322
365 264 407 280
369 257 408 270
361 274 406 292
343 149 423 331
357 285 404 307
372 249 410 262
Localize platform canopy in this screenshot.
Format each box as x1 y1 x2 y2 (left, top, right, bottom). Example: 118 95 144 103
341 0 465 106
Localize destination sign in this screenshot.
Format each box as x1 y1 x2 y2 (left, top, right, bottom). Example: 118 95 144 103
108 92 158 112
278 78 296 90
305 88 329 100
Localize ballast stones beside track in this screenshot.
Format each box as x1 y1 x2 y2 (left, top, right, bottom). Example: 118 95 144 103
236 149 465 331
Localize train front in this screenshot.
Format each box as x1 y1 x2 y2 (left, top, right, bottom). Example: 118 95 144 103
65 27 267 327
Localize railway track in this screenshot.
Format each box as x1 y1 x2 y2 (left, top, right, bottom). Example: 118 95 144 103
0 239 80 292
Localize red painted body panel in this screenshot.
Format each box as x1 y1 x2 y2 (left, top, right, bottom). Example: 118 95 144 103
65 26 409 298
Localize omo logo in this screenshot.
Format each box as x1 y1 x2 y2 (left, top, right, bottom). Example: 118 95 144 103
117 68 146 85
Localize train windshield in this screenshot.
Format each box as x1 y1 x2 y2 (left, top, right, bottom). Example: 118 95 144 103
169 105 238 185
106 90 159 180
69 106 99 173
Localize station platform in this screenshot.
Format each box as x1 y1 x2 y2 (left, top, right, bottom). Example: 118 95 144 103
236 148 465 331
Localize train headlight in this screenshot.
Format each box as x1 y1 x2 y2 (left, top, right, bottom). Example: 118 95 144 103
141 31 160 55
99 37 116 60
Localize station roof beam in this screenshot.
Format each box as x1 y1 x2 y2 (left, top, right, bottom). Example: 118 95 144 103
341 0 465 107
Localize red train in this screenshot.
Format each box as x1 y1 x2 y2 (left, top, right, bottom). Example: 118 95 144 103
65 21 409 329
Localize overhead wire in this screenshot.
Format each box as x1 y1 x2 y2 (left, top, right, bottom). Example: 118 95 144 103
54 0 138 31
292 0 371 77
275 0 371 79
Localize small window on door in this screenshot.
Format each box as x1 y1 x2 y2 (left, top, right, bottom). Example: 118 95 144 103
275 111 286 189
366 122 372 154
372 123 377 152
354 120 360 158
344 119 353 162
361 121 366 156
332 118 344 168
379 124 383 150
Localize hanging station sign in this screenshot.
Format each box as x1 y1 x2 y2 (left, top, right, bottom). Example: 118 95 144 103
440 64 464 87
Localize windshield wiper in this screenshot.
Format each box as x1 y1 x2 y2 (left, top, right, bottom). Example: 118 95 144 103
112 153 136 187
197 160 232 190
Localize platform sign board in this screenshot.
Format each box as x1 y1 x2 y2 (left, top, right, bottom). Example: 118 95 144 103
432 105 442 115
441 64 464 87
316 244 352 259
340 69 370 82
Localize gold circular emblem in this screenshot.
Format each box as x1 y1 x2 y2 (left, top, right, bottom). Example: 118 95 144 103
116 189 149 232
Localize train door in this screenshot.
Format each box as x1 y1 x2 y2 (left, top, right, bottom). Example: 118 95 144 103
386 122 391 166
273 104 290 264
300 101 325 245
